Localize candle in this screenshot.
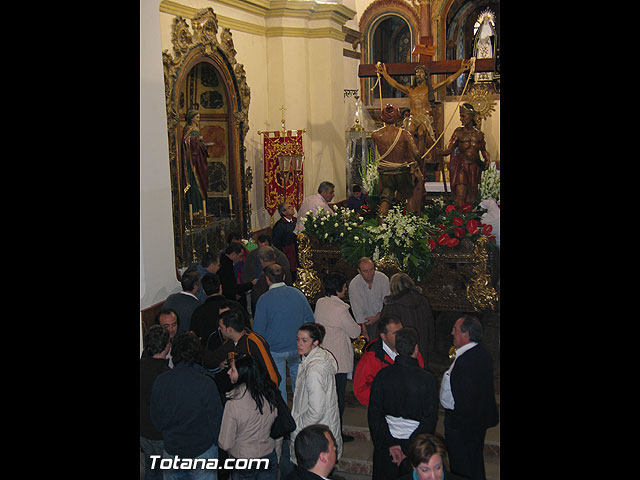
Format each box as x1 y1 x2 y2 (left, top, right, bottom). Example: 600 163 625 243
189 204 193 223
203 200 207 218
229 194 233 211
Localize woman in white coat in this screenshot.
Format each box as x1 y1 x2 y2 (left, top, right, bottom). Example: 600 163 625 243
314 272 361 440
289 322 343 465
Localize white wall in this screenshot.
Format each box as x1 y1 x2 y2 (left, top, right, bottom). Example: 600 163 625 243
157 0 356 232
140 0 182 322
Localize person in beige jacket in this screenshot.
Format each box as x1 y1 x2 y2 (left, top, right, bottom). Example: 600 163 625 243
289 323 343 466
314 272 361 441
218 353 279 479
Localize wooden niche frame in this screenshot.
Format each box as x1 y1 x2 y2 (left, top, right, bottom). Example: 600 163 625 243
162 7 251 272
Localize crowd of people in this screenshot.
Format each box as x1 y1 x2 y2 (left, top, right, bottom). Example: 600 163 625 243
140 182 498 480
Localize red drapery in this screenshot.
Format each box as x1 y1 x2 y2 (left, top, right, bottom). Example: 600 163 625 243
262 130 304 216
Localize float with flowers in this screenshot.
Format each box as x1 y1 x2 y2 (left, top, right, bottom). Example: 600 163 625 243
293 166 500 312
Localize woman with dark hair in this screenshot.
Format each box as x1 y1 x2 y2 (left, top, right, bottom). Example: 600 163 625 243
289 323 343 466
397 433 468 480
380 272 435 368
218 353 279 480
313 272 361 440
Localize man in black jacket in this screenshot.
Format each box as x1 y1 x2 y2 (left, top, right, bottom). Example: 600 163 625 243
218 243 256 310
150 331 223 477
140 325 171 480
440 315 498 480
190 273 226 352
368 327 439 480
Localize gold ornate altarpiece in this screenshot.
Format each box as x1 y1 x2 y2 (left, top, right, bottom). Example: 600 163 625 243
162 8 252 272
294 233 498 312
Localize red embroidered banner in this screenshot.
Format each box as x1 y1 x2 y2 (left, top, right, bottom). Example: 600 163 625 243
263 130 304 216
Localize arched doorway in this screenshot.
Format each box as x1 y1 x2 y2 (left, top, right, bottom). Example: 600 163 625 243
359 0 421 106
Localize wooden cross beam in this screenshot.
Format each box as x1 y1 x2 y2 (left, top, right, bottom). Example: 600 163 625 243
358 57 495 78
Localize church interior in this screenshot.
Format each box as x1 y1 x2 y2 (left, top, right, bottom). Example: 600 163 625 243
141 0 500 478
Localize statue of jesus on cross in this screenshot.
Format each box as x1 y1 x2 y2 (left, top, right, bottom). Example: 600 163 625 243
375 59 474 160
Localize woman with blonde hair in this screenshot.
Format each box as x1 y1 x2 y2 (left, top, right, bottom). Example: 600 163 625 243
380 272 435 367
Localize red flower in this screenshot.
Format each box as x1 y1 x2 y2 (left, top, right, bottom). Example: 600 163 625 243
428 238 437 251
482 224 493 235
437 232 451 245
466 219 480 235
453 227 466 238
453 217 464 226
461 203 472 213
438 224 447 230
447 237 460 247
445 204 456 213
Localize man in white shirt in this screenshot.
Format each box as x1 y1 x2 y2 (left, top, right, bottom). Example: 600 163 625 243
439 315 498 480
294 181 336 233
348 257 390 340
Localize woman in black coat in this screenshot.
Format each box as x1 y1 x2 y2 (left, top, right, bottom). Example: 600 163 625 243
380 273 435 367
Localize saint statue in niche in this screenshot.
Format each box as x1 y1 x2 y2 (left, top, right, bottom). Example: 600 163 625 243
182 109 210 213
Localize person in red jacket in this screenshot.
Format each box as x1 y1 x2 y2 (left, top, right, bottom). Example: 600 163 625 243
353 314 425 407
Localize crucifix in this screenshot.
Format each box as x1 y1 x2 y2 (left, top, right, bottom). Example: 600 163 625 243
358 3 496 192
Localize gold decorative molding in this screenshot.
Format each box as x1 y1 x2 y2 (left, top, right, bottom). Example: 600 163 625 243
293 233 323 300
464 83 497 121
296 234 497 312
466 236 498 311
160 0 355 37
266 26 346 40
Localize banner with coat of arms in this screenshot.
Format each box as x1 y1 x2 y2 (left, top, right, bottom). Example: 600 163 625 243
262 130 305 217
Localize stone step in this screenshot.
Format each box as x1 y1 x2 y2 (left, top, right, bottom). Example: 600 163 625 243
287 375 500 478
337 400 500 479
337 437 374 476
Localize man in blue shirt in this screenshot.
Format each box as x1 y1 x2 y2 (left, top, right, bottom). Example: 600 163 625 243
252 263 315 402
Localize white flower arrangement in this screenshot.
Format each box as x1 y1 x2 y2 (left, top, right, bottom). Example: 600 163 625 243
480 162 500 204
363 205 435 254
338 205 436 281
302 206 361 245
358 147 379 194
